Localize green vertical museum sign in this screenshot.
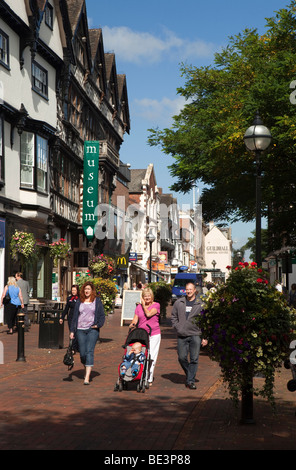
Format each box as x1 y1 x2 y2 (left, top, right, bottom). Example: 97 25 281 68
82 141 99 240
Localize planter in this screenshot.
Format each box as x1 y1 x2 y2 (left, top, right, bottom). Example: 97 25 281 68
197 262 296 417
89 254 116 279
10 230 38 264
49 239 72 266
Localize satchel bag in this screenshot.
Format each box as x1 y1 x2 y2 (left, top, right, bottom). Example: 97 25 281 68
3 290 11 305
63 340 74 371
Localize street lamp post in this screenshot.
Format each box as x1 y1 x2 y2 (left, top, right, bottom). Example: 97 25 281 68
244 111 272 267
146 230 156 283
211 259 216 282
242 111 272 424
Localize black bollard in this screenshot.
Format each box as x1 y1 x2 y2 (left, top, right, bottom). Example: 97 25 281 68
16 312 26 362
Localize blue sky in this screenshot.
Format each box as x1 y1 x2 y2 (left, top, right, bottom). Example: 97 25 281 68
86 0 289 257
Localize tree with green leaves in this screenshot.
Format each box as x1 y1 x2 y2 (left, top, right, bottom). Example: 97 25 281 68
241 229 270 261
148 2 296 250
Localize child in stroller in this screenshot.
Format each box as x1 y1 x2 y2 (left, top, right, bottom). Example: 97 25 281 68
114 327 150 393
120 342 145 378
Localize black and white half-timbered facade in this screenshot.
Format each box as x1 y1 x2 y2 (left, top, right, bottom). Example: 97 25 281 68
0 0 130 304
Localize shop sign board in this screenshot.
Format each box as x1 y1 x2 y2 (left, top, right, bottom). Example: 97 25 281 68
82 141 99 240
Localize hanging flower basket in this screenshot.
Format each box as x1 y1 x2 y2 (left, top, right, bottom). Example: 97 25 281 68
49 238 72 266
10 230 38 261
197 262 296 408
89 254 115 279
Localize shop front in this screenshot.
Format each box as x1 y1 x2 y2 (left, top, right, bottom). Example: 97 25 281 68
5 215 52 301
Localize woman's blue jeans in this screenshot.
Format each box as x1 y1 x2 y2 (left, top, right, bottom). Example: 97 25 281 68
177 335 201 384
77 328 99 367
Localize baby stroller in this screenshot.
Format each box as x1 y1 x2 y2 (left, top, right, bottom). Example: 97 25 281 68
284 356 296 393
114 327 151 393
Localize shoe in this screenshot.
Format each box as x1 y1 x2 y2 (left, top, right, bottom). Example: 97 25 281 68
84 380 90 385
185 383 196 389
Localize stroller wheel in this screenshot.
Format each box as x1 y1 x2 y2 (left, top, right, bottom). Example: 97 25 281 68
114 383 119 392
118 381 123 392
287 379 296 392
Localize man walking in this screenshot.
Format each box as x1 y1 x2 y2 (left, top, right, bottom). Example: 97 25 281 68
15 272 30 329
171 282 207 389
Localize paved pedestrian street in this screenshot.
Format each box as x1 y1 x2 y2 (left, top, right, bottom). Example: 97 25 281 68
0 307 296 452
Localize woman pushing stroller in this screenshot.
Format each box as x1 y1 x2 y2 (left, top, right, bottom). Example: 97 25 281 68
129 287 161 386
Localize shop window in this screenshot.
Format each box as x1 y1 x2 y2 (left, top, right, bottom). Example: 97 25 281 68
74 252 89 268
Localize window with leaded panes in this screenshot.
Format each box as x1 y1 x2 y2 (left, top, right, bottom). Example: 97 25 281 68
0 30 9 68
32 61 48 99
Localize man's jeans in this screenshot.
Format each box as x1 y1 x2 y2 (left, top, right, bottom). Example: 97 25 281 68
177 335 201 384
77 328 99 367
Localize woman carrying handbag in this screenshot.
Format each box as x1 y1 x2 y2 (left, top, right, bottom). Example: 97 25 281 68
0 276 24 334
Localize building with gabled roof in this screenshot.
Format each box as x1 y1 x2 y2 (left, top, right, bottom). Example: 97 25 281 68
128 164 160 285
0 0 130 302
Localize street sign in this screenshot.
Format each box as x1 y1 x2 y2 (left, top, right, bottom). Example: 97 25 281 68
82 141 99 240
116 254 128 269
129 252 137 261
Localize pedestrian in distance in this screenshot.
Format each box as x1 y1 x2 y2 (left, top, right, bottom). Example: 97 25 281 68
289 283 296 307
60 284 79 352
0 276 24 334
129 287 161 386
15 272 30 329
70 281 105 385
171 282 208 389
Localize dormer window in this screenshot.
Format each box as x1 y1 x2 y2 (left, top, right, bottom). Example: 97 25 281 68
45 3 53 29
74 35 87 68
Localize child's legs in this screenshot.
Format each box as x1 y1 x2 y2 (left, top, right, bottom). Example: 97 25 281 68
120 359 131 375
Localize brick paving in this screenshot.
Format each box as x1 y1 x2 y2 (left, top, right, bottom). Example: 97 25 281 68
0 306 296 451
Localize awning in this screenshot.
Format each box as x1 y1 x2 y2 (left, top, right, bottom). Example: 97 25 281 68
130 262 165 279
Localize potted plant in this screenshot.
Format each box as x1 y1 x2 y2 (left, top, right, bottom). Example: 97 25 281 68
49 238 72 266
197 262 296 412
10 230 38 263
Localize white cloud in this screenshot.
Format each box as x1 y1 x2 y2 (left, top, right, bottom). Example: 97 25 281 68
134 95 186 125
101 26 216 64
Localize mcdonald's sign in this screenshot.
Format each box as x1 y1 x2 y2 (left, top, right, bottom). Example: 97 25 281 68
116 255 128 268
